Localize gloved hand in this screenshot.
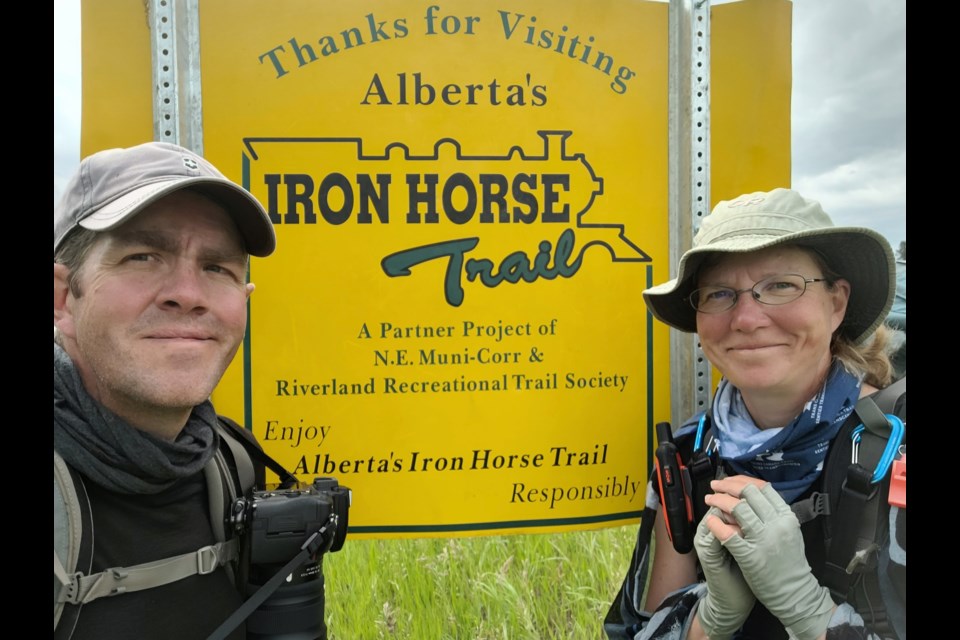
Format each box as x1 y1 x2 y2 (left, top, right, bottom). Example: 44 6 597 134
694 507 756 640
715 482 835 640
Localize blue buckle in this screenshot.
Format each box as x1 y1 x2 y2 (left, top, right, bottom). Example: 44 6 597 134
850 414 905 483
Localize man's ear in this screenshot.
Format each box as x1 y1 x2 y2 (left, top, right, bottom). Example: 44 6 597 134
54 263 77 340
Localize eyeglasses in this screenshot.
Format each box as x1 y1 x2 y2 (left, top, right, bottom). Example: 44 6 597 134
689 273 830 314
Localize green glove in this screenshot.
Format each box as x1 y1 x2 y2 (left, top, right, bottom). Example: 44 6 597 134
721 483 835 640
694 507 756 640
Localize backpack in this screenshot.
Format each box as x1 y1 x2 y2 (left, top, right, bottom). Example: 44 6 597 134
53 416 265 635
604 376 906 640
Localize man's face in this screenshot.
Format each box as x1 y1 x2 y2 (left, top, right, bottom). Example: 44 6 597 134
54 190 254 434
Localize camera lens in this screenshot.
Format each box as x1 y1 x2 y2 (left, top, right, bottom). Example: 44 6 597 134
245 557 327 640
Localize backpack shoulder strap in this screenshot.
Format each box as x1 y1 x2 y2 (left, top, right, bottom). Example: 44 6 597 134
871 375 906 415
205 415 261 589
56 541 240 609
53 439 248 613
206 417 258 547
819 376 906 635
53 416 284 619
214 416 258 496
55 451 87 633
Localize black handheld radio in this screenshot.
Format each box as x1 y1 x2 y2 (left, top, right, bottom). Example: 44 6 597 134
653 421 695 554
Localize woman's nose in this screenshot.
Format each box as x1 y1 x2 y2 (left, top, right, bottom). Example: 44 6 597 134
728 290 770 331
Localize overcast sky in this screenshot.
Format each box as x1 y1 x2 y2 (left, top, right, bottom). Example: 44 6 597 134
53 0 906 248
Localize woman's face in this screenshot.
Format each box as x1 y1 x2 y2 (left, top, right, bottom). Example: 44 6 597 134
695 246 850 401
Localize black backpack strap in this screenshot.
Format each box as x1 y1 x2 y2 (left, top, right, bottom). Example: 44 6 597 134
819 378 905 638
871 375 906 415
821 400 888 598
686 415 719 526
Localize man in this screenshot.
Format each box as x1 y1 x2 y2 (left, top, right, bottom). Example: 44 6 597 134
54 141 276 639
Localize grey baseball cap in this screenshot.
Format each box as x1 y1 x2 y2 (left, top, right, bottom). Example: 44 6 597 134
54 141 276 257
642 188 895 345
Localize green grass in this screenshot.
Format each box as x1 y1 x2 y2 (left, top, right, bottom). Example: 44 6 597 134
324 525 638 640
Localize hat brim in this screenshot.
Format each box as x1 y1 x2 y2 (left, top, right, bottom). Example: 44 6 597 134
642 227 896 345
80 177 276 257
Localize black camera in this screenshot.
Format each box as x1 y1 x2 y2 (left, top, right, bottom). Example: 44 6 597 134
229 478 351 640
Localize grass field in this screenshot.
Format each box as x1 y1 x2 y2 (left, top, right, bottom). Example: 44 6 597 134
324 524 639 640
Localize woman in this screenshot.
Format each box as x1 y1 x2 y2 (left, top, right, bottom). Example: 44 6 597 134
615 188 905 640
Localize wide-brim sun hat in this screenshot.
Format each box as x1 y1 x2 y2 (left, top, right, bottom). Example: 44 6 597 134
54 141 276 257
642 188 896 345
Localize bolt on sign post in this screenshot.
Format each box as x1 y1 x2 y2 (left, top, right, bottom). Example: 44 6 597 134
79 0 790 538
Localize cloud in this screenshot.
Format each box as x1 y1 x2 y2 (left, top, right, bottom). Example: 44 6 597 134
791 0 906 245
54 0 81 207
793 148 906 243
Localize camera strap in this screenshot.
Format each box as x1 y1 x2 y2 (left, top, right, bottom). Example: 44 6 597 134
217 415 300 490
206 514 339 640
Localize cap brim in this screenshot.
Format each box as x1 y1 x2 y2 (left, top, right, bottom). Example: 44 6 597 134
80 177 276 257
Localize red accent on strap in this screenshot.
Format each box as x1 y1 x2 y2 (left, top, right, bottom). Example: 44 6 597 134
888 454 906 508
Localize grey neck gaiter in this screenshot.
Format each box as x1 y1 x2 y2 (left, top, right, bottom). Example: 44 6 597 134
53 342 219 494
